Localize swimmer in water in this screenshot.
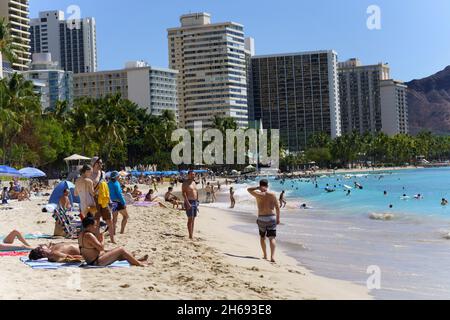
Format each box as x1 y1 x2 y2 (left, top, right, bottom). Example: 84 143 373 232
414 194 423 200
384 191 388 196
442 198 448 206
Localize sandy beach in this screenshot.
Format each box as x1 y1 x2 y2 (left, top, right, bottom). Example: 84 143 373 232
0 184 370 300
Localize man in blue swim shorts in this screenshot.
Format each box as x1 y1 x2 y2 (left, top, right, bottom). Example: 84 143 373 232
182 170 199 240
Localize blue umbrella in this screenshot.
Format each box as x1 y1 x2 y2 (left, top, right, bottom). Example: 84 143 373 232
19 167 46 179
0 165 21 177
49 181 79 207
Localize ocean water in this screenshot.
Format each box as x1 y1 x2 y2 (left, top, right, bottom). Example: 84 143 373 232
214 168 450 300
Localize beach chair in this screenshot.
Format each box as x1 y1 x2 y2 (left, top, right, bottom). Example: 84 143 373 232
52 208 81 239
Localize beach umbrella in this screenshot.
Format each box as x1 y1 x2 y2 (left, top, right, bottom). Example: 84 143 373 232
0 165 22 177
19 167 46 179
49 181 79 207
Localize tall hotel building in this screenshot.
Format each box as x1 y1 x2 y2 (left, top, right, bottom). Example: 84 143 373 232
380 79 409 135
338 58 408 136
0 0 31 72
338 58 390 134
30 10 97 74
250 51 341 152
168 13 249 129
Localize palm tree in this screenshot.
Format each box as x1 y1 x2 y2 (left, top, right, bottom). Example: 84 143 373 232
0 107 21 163
0 74 40 163
68 98 96 155
212 115 238 134
0 18 16 79
95 95 127 162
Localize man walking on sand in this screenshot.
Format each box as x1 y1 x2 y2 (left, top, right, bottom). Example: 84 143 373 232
248 179 281 263
182 170 199 240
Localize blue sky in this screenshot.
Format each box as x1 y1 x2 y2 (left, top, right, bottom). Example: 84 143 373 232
30 0 450 81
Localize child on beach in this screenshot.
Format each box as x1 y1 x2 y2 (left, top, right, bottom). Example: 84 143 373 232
1 187 9 205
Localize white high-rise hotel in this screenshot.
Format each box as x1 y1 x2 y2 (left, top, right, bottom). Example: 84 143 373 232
30 10 97 74
168 13 249 129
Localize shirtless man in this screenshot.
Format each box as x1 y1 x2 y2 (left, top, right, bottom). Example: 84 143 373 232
78 216 148 267
0 230 32 251
182 170 199 240
74 165 96 218
28 243 82 263
248 179 281 263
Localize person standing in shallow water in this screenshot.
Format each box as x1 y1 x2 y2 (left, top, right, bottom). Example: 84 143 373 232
248 179 281 263
182 171 199 240
230 187 236 209
279 191 287 208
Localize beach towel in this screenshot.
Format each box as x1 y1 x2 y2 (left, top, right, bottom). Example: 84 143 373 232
0 251 30 257
0 233 53 242
20 257 130 270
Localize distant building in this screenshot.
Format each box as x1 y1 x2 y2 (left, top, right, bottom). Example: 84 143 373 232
250 50 341 152
23 53 73 111
30 10 97 74
338 58 408 136
245 38 255 122
0 0 31 72
338 58 390 134
380 79 409 135
168 13 249 129
73 62 178 117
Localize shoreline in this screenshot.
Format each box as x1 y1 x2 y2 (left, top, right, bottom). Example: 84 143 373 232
195 204 372 300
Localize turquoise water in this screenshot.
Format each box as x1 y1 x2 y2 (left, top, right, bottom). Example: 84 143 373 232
272 168 450 219
228 168 450 299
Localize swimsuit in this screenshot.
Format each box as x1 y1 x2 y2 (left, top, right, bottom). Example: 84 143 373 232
186 200 199 218
79 232 100 266
257 215 277 238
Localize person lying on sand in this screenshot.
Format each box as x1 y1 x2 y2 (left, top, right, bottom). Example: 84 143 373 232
78 216 149 267
0 230 32 251
29 243 83 263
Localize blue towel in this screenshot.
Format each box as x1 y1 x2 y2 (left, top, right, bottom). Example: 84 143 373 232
0 234 53 242
20 257 130 269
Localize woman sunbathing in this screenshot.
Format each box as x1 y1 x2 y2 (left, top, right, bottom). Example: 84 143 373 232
29 243 83 263
78 216 149 267
0 230 32 251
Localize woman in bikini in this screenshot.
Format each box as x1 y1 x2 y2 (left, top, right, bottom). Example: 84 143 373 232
78 216 149 267
0 230 32 251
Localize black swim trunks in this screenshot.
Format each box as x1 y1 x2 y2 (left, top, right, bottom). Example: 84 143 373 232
257 215 277 238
